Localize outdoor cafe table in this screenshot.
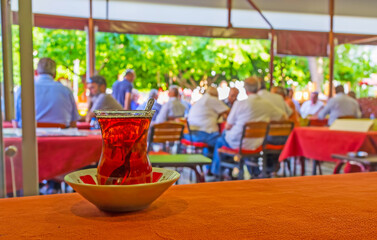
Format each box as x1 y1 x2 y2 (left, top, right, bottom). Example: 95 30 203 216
279 127 377 173
1 172 377 239
2 121 92 130
3 134 102 193
149 154 212 182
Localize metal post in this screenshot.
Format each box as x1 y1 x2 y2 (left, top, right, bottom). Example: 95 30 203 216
227 0 232 28
106 0 109 20
1 0 14 121
87 0 95 80
269 31 275 90
328 0 335 98
19 0 39 196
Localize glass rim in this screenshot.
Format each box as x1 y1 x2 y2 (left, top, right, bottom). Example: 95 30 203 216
94 110 156 118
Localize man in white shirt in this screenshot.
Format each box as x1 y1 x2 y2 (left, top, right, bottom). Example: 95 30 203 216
300 92 324 118
211 76 287 176
155 86 186 124
186 87 229 147
258 80 292 117
318 85 361 125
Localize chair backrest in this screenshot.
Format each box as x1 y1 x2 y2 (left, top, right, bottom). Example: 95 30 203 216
242 122 269 139
339 115 356 119
37 122 66 129
150 122 184 144
174 118 191 135
268 121 294 137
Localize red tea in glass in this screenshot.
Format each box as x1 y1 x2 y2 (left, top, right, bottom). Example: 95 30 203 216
95 110 155 185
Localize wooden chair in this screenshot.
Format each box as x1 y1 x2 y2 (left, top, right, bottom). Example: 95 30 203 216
148 122 184 154
37 122 66 129
179 119 209 154
264 121 294 177
218 122 269 180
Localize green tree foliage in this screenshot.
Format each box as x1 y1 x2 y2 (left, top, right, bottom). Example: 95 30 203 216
2 27 376 94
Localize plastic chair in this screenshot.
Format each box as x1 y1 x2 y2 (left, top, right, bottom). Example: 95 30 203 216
218 121 269 180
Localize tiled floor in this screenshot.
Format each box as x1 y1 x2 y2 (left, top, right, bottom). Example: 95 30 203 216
175 159 338 185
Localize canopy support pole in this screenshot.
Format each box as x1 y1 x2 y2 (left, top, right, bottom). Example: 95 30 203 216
106 0 109 20
227 0 232 28
1 0 14 121
328 0 335 98
19 0 39 196
246 0 274 88
87 0 95 79
269 31 275 89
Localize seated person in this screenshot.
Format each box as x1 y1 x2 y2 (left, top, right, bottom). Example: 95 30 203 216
223 87 239 108
287 88 300 113
258 80 292 117
137 89 162 121
318 85 361 125
85 75 123 122
211 76 287 176
300 92 324 118
15 58 79 127
271 86 299 126
186 87 229 147
155 86 186 124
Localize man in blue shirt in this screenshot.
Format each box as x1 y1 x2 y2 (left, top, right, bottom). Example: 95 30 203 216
15 58 80 127
112 69 135 110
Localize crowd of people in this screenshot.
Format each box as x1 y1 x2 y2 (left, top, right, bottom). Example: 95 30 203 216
14 57 363 179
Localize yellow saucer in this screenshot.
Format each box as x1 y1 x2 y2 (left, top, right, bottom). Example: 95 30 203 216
64 168 180 212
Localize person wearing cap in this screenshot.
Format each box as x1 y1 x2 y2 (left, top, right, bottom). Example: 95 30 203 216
112 69 135 110
14 57 79 127
211 76 287 177
155 86 186 124
300 91 324 118
137 89 162 121
85 75 123 122
186 87 229 147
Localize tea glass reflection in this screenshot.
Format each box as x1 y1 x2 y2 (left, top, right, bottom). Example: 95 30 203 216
94 110 155 185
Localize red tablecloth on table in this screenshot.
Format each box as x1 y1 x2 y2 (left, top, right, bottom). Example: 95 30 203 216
279 127 377 163
4 135 102 193
76 122 91 130
3 121 92 129
2 121 13 128
1 172 377 239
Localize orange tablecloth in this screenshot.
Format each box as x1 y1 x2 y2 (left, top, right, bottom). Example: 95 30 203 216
4 135 102 193
1 173 377 239
279 127 377 163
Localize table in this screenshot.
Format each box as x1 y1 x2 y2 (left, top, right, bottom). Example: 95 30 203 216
2 121 92 129
1 172 377 239
3 134 102 193
332 154 377 173
279 127 377 173
149 154 212 182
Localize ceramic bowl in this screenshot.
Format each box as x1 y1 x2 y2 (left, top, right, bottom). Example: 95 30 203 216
64 168 180 212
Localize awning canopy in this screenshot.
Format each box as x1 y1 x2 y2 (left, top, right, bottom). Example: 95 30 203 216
9 0 377 56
